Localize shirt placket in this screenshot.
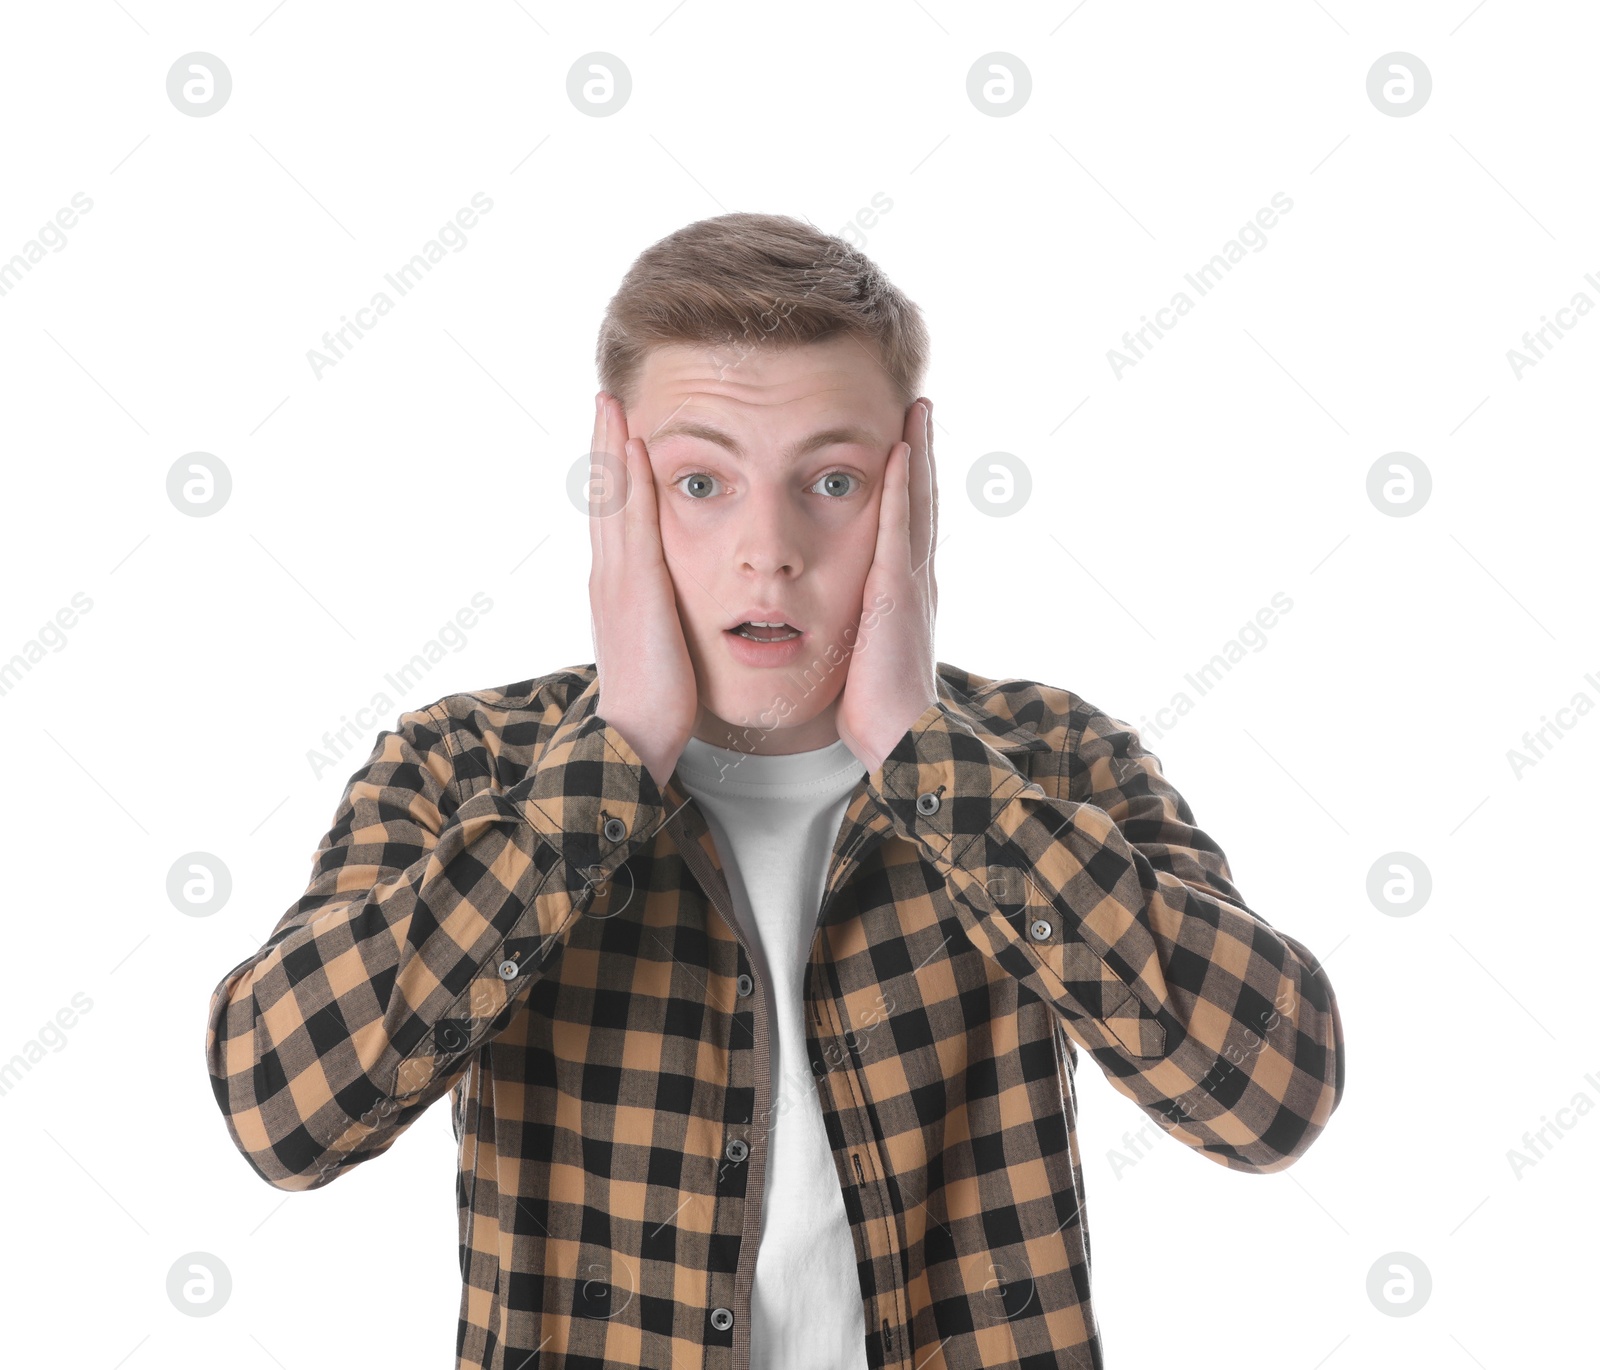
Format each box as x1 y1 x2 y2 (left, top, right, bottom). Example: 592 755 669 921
803 796 915 1370
662 787 775 1370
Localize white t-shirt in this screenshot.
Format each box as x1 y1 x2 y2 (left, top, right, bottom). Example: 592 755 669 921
675 733 871 1370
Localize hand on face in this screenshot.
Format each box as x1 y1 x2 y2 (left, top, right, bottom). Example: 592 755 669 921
833 398 940 775
588 390 699 792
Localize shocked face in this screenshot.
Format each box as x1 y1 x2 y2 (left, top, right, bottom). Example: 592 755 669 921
623 334 907 754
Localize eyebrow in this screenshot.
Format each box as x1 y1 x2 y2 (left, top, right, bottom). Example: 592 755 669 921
646 420 879 463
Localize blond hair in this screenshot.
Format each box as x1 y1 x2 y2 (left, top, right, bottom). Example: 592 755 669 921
595 211 929 411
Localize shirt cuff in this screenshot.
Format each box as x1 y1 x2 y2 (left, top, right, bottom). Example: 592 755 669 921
512 706 669 899
865 696 1044 864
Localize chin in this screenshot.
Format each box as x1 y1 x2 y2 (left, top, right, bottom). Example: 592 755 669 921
701 675 834 737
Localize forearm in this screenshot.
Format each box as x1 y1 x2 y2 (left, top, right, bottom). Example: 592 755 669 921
866 693 1345 1172
204 703 665 1189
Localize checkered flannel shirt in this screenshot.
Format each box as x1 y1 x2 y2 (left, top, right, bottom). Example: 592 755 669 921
205 661 1344 1368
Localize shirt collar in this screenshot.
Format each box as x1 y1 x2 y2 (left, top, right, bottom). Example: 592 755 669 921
554 662 1052 763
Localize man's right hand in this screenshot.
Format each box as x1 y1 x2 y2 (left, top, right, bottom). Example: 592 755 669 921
587 390 699 794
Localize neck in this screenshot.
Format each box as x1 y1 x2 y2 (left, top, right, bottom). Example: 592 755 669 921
692 698 842 755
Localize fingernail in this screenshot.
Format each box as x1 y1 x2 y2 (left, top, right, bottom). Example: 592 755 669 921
596 391 605 415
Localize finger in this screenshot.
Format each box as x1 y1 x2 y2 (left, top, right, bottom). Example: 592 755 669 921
599 390 641 553
593 396 639 672
879 439 912 580
906 399 930 580
924 399 939 620
622 432 663 559
590 392 611 664
589 391 608 576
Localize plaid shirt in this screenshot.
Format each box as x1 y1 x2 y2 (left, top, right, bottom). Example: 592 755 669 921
205 661 1344 1369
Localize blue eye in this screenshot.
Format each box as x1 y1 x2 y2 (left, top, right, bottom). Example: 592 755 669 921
677 472 718 499
812 471 859 498
672 471 860 501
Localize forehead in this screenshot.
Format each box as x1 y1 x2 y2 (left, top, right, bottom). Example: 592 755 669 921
633 335 897 418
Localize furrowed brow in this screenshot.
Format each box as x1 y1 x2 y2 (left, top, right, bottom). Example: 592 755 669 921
647 421 878 462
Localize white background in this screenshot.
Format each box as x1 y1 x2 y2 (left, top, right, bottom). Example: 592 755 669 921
1 1 1594 1366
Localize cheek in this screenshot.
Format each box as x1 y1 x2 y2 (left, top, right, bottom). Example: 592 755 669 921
840 515 880 577
652 489 697 563
818 531 879 626
655 530 728 642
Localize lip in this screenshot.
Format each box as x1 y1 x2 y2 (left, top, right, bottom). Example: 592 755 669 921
726 607 803 632
722 624 808 668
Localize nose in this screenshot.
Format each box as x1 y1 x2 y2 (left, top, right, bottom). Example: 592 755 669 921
729 484 805 577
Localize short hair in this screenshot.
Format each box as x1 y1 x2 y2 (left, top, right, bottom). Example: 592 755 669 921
595 212 929 413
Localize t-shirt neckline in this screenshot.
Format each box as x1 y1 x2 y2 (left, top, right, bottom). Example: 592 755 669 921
676 734 864 791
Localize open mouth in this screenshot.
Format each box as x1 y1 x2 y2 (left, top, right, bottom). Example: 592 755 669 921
727 621 802 643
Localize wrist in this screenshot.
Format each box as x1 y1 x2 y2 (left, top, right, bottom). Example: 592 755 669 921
595 712 675 786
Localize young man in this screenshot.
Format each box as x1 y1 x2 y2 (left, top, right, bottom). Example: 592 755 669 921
205 213 1344 1370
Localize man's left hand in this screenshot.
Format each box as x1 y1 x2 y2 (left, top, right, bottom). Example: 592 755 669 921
835 397 940 775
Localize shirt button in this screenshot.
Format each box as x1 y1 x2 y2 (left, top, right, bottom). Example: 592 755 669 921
497 958 520 980
603 816 627 842
725 1137 749 1163
1029 917 1053 942
736 973 753 998
915 791 941 816
710 1307 734 1331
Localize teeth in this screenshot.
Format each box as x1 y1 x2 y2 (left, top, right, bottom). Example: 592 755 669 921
734 624 800 642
